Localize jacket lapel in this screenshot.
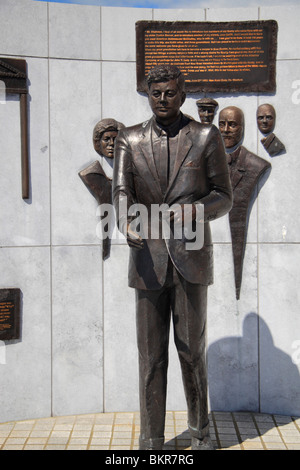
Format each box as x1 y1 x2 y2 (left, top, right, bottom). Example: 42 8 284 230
165 122 192 198
230 147 246 190
136 117 193 201
137 118 163 198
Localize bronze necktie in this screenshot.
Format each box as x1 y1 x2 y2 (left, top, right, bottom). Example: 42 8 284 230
159 130 169 194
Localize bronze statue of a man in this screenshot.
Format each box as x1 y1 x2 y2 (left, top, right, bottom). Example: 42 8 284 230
219 106 271 299
113 64 232 450
79 118 124 259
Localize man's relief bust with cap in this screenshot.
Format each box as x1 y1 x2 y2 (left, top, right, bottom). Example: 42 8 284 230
196 97 218 124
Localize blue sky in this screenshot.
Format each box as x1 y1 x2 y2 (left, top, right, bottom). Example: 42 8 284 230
33 0 300 8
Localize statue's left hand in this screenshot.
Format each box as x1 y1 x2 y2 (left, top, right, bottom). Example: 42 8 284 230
126 225 144 250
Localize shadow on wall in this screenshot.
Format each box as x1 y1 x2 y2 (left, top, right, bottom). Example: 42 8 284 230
207 313 300 416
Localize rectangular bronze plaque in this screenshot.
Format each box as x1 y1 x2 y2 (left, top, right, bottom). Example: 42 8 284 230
0 289 21 340
0 58 28 94
136 20 278 93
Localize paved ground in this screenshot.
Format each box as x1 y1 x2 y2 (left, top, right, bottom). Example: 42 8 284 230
0 410 300 450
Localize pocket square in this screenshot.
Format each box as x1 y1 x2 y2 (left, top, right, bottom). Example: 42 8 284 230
184 161 199 168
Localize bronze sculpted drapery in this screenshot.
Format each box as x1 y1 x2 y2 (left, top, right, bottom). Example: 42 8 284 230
113 64 232 450
79 118 125 260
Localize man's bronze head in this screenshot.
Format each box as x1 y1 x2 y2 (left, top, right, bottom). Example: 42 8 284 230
146 64 185 93
146 64 186 126
196 98 218 124
93 118 125 158
219 106 244 150
257 103 276 135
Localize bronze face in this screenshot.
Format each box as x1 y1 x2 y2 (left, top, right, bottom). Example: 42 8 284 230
98 130 118 158
257 103 276 134
197 105 215 124
196 98 218 124
92 118 125 158
93 128 118 158
219 106 244 149
148 79 186 126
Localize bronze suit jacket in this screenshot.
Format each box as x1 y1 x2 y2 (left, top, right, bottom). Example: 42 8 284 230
79 160 112 259
79 160 112 206
113 115 233 290
228 145 271 299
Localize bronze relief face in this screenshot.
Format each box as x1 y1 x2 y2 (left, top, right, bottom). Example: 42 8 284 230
219 106 244 150
196 98 218 124
98 130 118 158
92 118 124 158
256 103 276 134
197 105 215 124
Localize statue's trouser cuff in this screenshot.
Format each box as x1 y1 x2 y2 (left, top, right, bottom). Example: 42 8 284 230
188 421 210 440
139 436 164 450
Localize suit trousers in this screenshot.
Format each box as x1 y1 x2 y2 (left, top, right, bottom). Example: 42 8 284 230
135 258 210 450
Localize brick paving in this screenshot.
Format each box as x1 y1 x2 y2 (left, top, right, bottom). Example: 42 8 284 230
0 411 299 450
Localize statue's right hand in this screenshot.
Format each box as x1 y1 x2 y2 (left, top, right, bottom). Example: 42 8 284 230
126 225 144 250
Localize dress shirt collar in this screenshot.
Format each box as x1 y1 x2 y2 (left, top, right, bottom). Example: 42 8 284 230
152 113 184 138
227 146 242 164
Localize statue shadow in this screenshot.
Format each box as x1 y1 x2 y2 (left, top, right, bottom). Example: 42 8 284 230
163 429 192 451
208 312 259 413
164 312 300 450
207 313 300 415
164 412 298 450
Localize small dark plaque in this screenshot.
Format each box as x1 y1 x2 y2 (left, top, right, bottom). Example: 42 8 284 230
136 20 278 93
0 289 21 340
